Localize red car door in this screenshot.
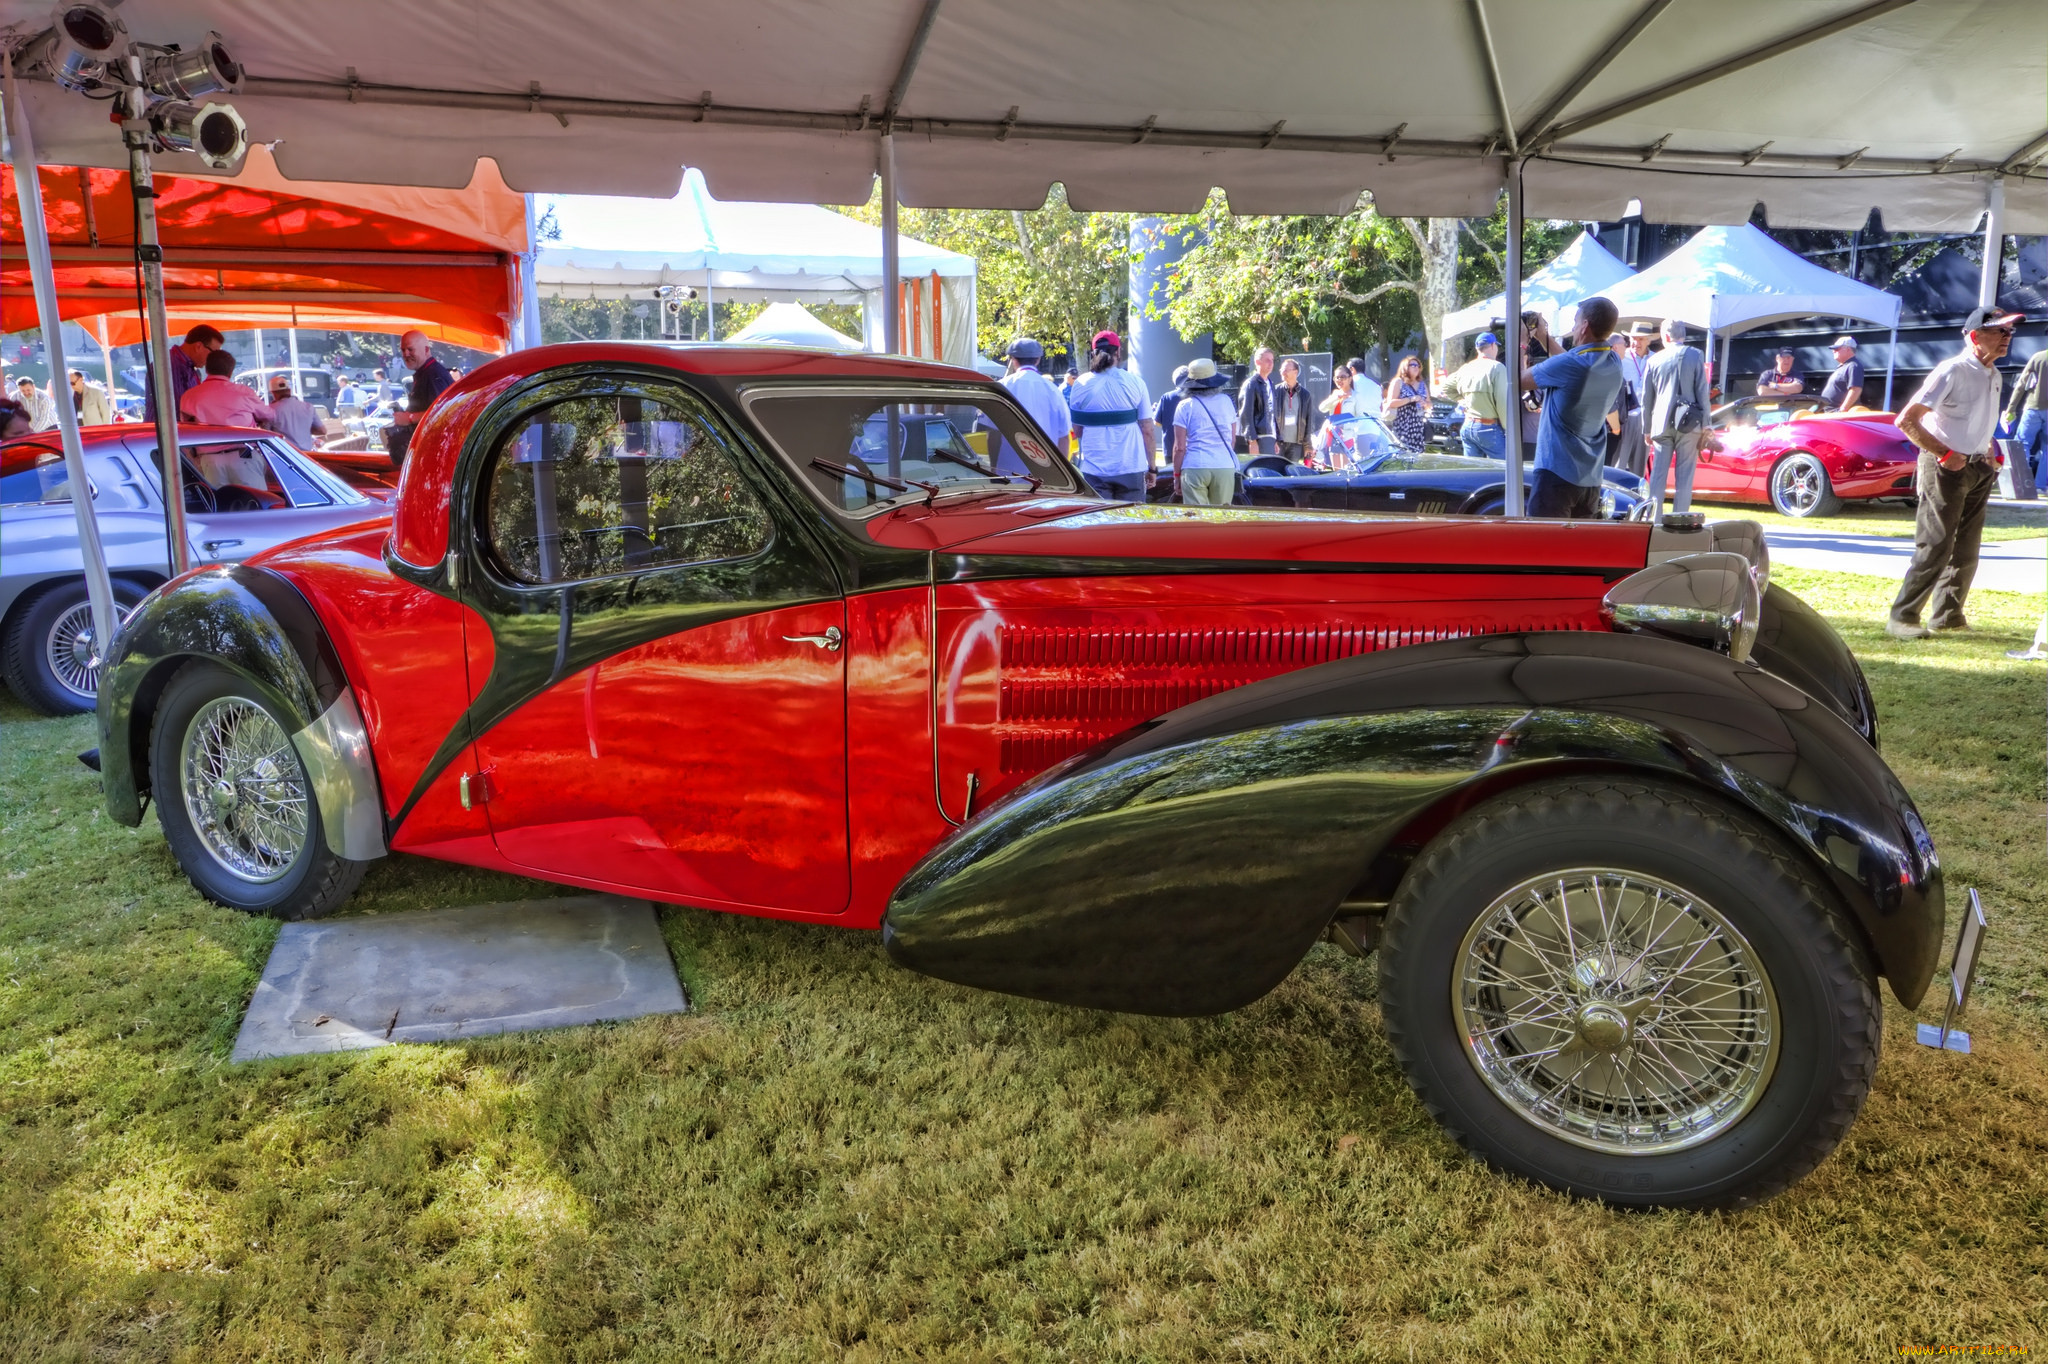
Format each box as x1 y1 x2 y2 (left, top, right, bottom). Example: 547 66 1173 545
460 382 851 916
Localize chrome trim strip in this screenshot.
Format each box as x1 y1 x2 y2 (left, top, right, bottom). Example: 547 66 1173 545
290 690 388 861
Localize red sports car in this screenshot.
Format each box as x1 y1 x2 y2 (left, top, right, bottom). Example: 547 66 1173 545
95 344 1940 1209
1695 396 1919 517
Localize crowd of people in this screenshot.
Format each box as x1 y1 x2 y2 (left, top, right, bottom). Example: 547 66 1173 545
0 324 458 461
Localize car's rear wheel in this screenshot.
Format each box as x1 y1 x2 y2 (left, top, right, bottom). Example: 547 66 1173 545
149 662 366 920
1378 778 1879 1210
1769 451 1842 517
2 578 146 716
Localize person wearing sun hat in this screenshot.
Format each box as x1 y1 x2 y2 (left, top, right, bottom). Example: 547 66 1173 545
1066 330 1156 502
1170 358 1238 506
1887 305 2024 639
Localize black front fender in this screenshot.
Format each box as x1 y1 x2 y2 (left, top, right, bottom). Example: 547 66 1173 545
884 629 1940 1016
96 565 385 860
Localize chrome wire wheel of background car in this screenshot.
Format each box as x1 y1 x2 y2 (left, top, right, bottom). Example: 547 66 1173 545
1454 868 1780 1155
43 598 103 704
179 695 310 884
1769 452 1842 518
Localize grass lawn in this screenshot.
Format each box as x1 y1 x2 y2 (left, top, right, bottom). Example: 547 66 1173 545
1695 497 2048 542
1 572 2043 1361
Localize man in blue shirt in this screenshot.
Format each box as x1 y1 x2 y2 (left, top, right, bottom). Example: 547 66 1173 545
1522 296 1623 519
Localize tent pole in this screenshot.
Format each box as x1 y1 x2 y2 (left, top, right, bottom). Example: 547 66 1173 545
519 194 543 350
1883 323 1897 409
1502 156 1525 517
880 133 900 354
123 115 189 575
3 55 120 660
1978 176 2005 308
96 317 116 394
287 326 300 384
704 279 716 342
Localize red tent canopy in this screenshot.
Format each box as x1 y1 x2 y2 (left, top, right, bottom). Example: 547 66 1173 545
2 149 525 352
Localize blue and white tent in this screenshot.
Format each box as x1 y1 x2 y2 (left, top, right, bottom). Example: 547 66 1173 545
1441 232 1634 342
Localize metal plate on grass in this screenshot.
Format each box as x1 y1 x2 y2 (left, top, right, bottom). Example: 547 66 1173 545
230 895 686 1062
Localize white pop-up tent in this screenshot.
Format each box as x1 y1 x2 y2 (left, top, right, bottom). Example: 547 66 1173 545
1600 223 1906 404
536 169 976 367
1442 231 1634 342
723 301 864 351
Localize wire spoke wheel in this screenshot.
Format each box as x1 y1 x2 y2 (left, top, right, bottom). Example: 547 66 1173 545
43 600 102 701
179 697 309 884
1455 868 1780 1155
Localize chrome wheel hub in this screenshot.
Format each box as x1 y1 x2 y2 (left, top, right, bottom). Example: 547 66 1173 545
1775 461 1821 514
45 602 100 700
180 697 308 884
1455 869 1779 1155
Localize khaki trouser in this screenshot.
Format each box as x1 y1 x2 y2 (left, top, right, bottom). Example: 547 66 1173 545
1179 467 1235 505
1892 453 1998 628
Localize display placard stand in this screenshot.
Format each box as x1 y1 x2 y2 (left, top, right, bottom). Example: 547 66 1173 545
1916 888 1988 1054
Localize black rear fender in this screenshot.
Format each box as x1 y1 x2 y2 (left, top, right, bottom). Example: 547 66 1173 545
96 565 386 860
884 629 1940 1016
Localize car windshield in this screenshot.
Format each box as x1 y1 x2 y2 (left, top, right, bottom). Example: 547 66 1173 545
747 389 1080 516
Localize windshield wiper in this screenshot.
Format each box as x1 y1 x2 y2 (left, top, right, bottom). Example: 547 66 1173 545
922 446 1045 494
811 457 942 506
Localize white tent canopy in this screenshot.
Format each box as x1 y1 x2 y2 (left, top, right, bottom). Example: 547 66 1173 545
723 301 864 351
1442 231 1634 341
8 1 2045 229
537 169 973 303
1599 223 1903 334
536 168 976 364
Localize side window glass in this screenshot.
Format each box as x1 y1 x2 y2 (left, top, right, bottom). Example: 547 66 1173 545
482 390 772 585
178 442 291 511
0 446 145 509
266 448 333 507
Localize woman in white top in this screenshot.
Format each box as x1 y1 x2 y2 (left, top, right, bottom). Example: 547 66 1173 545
1313 364 1372 468
1066 330 1157 502
1170 358 1239 506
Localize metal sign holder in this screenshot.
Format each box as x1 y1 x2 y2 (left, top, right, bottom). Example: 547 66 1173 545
1917 888 1988 1054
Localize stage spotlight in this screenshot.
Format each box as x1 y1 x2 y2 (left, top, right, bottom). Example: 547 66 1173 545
151 100 248 169
46 1 130 94
142 32 242 101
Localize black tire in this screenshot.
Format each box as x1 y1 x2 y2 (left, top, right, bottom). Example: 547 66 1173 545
149 662 366 920
1378 778 1879 1210
1 577 146 716
1769 451 1843 517
1468 493 1507 516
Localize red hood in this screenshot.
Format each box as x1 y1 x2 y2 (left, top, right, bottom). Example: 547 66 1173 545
867 495 1652 571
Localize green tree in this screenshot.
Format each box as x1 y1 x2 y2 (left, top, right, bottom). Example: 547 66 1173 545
1144 194 1577 369
840 185 1131 363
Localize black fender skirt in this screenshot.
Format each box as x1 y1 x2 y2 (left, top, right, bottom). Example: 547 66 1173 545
1753 581 1880 749
97 564 353 829
884 629 1941 1016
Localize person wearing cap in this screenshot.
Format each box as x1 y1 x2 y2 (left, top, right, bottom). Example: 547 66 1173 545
1170 359 1239 505
1757 348 1806 398
1067 330 1156 502
1000 337 1069 449
1821 336 1865 410
2001 340 2046 486
1886 306 2023 638
1440 332 1512 463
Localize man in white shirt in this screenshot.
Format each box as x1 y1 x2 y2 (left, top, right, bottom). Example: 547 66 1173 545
1887 305 2021 638
267 374 329 450
1612 321 1654 474
1170 359 1239 505
1067 331 1156 502
999 338 1069 447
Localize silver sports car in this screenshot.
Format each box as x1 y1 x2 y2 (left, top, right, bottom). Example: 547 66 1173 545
1 423 392 715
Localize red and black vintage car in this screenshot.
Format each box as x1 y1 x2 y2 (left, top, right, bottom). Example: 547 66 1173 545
96 344 1938 1209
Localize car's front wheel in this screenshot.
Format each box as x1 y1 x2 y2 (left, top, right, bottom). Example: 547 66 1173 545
1378 778 1879 1210
1770 451 1843 517
149 662 366 920
1 578 146 716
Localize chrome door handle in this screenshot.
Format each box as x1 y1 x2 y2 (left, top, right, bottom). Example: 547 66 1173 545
202 538 245 555
782 626 843 651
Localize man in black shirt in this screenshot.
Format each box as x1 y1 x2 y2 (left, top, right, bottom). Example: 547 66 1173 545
386 329 454 466
1820 336 1865 409
1757 348 1804 397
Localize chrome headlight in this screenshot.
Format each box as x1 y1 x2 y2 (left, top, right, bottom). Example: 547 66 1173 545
1602 552 1762 663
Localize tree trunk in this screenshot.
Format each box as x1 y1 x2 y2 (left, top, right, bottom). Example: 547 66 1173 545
1415 218 1461 374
